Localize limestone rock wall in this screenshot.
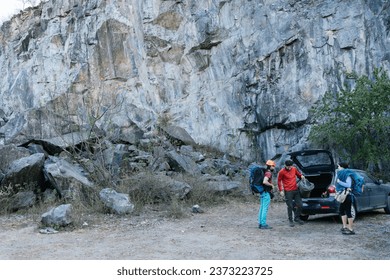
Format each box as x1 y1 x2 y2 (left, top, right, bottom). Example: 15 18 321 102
0 0 389 161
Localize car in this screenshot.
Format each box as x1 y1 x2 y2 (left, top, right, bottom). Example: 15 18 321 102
280 149 390 220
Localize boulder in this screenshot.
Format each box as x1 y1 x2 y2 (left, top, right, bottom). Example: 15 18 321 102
10 191 36 212
0 153 45 193
38 131 96 155
0 144 31 174
99 188 134 215
41 204 73 227
43 156 94 200
160 125 196 146
165 150 200 174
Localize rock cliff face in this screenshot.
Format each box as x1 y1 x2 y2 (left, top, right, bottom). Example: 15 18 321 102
1 0 389 161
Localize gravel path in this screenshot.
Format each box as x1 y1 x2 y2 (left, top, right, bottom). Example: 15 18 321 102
1 199 389 260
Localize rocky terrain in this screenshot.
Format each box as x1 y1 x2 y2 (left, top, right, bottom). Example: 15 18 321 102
1 0 390 162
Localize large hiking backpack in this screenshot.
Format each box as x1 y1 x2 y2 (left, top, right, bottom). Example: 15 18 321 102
350 171 365 195
337 169 365 195
248 164 266 194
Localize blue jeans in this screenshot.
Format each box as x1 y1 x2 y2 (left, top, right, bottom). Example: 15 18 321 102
258 192 271 226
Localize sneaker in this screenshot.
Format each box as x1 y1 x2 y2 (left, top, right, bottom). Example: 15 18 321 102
294 218 304 225
289 220 295 227
260 224 273 229
342 229 355 235
341 227 348 233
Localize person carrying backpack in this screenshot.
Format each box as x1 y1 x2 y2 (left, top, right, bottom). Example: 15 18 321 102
336 162 364 235
256 160 276 229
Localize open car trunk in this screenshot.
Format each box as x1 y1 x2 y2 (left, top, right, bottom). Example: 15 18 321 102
304 172 334 197
288 150 336 198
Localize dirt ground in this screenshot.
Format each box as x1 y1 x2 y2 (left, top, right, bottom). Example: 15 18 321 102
0 198 389 260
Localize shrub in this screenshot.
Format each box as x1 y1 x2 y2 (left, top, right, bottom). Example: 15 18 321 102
309 68 390 177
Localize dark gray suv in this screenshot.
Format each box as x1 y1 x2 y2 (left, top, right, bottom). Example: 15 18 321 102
278 149 390 220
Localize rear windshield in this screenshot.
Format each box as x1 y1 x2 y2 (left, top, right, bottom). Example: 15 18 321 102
295 153 332 167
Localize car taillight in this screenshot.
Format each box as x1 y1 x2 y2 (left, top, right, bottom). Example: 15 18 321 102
327 185 336 194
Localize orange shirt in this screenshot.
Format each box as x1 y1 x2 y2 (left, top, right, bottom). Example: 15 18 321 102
277 167 303 192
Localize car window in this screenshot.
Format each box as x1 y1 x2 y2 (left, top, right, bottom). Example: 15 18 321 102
295 153 332 167
362 173 374 184
356 171 374 184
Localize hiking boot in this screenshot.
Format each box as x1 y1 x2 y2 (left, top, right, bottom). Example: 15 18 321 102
289 220 295 227
260 224 273 229
294 218 304 225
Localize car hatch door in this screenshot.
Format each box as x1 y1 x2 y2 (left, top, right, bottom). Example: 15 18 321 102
287 150 335 174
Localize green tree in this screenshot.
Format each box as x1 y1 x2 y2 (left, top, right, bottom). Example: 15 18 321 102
309 68 390 172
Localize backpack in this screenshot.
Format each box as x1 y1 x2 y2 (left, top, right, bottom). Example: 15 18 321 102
350 172 365 195
337 169 365 195
248 164 266 194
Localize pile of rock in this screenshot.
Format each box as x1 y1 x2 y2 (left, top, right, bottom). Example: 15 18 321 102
0 125 247 228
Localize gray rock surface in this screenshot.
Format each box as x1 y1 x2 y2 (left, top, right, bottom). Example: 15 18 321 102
0 0 389 162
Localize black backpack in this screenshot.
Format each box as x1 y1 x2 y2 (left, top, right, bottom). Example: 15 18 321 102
248 165 266 194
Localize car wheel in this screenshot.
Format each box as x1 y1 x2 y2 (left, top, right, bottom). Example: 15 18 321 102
299 215 309 221
384 196 390 214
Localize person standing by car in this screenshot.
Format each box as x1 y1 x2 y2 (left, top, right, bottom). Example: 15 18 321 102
277 159 305 227
336 162 356 235
258 160 276 229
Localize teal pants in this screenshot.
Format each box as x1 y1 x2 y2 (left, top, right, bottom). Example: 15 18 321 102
258 192 271 226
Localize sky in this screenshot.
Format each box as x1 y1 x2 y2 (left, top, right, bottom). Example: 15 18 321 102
0 0 34 21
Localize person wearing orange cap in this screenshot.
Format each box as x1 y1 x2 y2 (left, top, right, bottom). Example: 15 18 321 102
258 160 276 229
277 159 305 227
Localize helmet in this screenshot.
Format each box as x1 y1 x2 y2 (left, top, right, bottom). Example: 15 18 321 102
266 160 276 167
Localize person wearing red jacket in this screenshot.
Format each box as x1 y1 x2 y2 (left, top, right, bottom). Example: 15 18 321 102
277 159 305 227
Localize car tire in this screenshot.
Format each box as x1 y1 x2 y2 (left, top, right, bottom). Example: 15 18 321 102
384 196 390 214
299 214 309 221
